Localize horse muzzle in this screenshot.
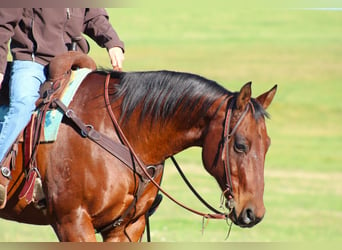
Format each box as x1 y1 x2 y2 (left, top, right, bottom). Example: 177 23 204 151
230 206 264 228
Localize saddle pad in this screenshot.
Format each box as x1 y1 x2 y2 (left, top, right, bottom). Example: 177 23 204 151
44 68 92 142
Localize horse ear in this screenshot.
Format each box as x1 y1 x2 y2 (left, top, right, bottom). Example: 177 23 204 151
256 84 278 110
236 81 252 111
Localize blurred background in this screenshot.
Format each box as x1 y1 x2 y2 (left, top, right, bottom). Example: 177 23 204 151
0 1 341 241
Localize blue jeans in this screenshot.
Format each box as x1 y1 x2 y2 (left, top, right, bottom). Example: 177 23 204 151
0 61 47 162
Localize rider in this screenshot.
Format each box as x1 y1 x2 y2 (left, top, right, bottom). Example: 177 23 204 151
0 8 125 208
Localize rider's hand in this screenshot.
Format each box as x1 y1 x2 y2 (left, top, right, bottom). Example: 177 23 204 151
108 47 124 71
0 73 4 90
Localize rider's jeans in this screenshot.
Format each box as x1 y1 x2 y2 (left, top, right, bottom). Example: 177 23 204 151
0 60 47 162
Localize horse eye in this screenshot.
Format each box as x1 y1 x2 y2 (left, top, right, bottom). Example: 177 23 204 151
234 142 248 153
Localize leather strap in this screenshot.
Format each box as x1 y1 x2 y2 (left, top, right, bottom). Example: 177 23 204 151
53 98 148 179
15 102 51 213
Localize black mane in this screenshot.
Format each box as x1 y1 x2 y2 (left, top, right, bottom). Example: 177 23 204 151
103 70 267 124
107 70 229 124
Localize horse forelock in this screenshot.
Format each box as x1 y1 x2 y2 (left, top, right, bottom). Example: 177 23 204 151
250 98 270 120
108 70 230 125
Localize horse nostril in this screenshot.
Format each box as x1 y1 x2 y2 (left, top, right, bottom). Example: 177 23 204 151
243 208 255 224
247 208 255 221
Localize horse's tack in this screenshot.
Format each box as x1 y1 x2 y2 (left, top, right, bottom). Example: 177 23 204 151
221 96 252 210
9 73 74 213
41 68 93 142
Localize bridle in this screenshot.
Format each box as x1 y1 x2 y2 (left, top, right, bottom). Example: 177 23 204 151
221 96 251 212
170 94 252 233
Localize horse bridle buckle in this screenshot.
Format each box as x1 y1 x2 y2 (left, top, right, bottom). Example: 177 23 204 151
227 198 235 210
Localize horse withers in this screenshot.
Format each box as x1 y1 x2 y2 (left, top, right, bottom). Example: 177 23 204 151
0 52 276 241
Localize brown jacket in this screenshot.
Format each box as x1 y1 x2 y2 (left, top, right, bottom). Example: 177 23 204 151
0 8 124 73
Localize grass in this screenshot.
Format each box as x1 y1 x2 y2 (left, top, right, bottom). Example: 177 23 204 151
0 2 341 242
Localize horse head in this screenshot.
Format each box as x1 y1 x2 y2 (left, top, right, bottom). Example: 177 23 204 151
202 82 277 228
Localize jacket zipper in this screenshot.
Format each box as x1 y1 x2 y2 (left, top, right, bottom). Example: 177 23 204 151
31 18 36 61
66 8 71 19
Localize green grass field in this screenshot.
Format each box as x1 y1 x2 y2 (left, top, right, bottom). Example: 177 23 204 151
0 2 341 242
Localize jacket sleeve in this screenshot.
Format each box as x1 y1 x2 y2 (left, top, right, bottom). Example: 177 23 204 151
83 8 125 52
0 9 21 74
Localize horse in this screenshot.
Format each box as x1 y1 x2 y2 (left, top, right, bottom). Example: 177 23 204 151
0 53 277 241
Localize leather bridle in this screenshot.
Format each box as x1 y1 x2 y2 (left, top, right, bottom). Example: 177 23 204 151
221 96 251 212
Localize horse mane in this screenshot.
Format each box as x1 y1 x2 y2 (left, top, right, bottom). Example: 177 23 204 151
102 70 267 125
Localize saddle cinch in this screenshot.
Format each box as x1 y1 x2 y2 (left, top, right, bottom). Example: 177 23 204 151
0 51 96 210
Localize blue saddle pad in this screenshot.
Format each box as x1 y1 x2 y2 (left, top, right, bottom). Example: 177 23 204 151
44 68 92 142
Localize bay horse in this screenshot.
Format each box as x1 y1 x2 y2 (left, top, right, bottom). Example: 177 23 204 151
0 53 277 241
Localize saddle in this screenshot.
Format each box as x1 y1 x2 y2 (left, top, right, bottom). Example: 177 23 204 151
0 51 96 210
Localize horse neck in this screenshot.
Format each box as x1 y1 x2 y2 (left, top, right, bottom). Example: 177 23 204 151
118 95 228 165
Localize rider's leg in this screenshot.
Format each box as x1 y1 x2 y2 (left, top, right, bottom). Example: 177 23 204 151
0 60 47 208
